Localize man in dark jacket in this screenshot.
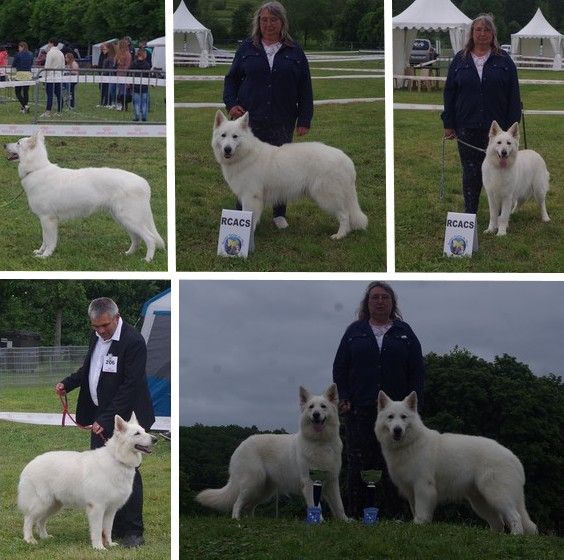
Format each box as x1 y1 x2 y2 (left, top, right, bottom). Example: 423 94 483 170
56 297 155 548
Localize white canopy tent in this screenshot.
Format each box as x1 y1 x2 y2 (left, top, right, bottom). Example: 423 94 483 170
511 8 563 70
146 36 166 70
173 0 215 67
392 0 471 86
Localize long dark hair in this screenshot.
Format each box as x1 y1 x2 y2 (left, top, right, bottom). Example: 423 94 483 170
357 281 402 322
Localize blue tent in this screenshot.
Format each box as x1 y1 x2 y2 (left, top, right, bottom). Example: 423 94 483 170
140 289 171 417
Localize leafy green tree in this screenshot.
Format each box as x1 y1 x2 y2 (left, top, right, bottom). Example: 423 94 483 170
285 0 332 48
357 8 384 48
231 2 254 41
334 0 379 47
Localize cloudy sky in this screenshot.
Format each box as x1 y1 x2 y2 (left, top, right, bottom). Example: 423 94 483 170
179 280 563 431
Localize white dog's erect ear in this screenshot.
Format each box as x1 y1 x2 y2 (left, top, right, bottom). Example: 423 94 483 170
114 414 127 432
214 110 226 129
36 130 44 143
324 383 339 404
488 120 501 137
508 122 520 140
239 111 250 128
377 390 390 411
129 411 139 425
405 391 418 411
299 386 311 409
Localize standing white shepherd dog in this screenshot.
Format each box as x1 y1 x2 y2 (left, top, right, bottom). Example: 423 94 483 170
18 413 157 550
4 131 165 261
375 391 537 535
482 120 550 236
196 384 350 521
212 111 368 248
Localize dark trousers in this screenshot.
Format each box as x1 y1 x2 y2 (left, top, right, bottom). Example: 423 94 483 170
235 123 294 218
15 85 29 108
456 128 489 214
46 82 62 112
91 431 144 537
344 406 408 520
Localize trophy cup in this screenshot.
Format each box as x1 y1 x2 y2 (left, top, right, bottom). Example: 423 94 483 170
360 469 382 524
306 469 328 524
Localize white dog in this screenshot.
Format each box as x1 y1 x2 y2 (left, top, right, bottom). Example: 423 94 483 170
18 413 157 550
482 121 550 236
4 132 165 261
196 384 349 521
375 391 537 535
212 111 368 249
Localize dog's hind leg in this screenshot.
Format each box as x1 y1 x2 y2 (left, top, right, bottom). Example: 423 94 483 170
35 500 61 540
35 216 58 257
125 232 142 256
330 212 351 240
533 184 550 223
23 514 37 544
467 489 504 532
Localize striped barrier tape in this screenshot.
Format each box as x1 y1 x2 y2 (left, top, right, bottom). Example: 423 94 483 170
0 123 166 137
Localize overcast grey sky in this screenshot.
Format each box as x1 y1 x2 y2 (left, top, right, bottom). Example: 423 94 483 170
180 280 563 431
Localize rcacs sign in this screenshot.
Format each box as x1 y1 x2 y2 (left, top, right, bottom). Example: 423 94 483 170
217 209 253 258
443 212 478 257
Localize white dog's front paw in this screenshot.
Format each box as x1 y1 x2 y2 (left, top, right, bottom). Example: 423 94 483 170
496 230 507 237
24 536 38 545
483 228 496 234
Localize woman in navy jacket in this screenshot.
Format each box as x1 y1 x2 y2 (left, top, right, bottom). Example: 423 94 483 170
333 282 425 518
442 14 521 214
12 41 34 113
223 1 314 229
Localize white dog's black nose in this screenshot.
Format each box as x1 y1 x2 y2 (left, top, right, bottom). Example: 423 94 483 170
393 427 403 440
224 146 232 154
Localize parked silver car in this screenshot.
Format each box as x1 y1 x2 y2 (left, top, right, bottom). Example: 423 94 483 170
409 39 438 65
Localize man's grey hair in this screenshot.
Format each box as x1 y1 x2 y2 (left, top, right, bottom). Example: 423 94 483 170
88 297 119 319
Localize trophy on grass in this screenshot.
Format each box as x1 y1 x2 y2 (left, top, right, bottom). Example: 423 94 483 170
361 469 382 524
306 469 329 524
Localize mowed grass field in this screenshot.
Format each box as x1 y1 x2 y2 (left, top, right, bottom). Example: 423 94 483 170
0 135 168 271
394 74 564 272
0 81 166 123
175 60 384 271
180 516 562 560
0 387 170 560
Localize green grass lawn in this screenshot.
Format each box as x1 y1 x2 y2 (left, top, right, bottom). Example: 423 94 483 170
0 135 168 271
180 516 562 560
0 81 165 123
175 102 385 272
0 388 170 560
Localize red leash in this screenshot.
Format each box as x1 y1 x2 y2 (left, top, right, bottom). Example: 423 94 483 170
59 394 107 442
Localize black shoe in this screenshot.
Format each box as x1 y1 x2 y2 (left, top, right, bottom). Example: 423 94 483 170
120 534 145 548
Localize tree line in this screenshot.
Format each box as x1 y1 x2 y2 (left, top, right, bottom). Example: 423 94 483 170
0 0 165 51
180 349 564 535
0 280 170 346
180 0 384 49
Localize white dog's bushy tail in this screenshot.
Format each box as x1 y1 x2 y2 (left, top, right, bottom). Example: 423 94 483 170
196 481 238 513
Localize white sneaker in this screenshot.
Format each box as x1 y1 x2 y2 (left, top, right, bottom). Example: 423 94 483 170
273 216 289 229
40 111 51 117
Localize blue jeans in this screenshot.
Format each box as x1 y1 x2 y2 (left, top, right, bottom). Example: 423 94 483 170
132 92 148 121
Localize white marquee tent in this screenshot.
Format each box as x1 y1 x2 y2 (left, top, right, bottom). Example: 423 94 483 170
511 8 563 70
147 36 166 70
173 0 215 67
392 0 471 85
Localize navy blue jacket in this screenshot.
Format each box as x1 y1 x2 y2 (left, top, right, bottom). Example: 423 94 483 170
12 51 33 72
60 321 155 434
223 38 314 129
333 319 425 408
442 50 521 131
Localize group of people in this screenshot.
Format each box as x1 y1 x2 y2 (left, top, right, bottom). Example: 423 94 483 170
96 37 154 122
3 35 153 122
